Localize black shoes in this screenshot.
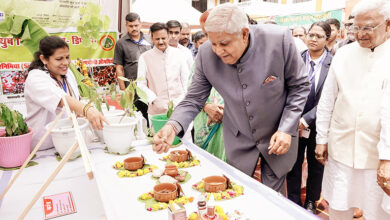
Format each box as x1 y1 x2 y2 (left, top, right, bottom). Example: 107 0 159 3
304 200 316 214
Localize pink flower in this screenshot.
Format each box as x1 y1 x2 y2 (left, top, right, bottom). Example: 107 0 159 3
147 208 152 211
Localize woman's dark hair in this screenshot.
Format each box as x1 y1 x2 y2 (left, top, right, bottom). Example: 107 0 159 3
308 21 332 41
28 36 69 72
150 22 168 36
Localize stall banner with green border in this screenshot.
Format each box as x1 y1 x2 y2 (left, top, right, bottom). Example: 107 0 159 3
0 32 116 70
275 9 343 28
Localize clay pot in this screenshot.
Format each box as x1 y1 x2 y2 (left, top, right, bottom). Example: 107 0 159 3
170 150 188 162
204 176 227 193
153 183 178 202
124 156 144 171
164 165 178 177
197 213 222 220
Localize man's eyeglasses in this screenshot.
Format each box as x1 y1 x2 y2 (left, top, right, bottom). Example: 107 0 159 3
307 33 326 40
350 21 386 34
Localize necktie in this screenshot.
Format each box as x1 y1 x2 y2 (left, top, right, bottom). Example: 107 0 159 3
309 61 315 80
303 60 316 114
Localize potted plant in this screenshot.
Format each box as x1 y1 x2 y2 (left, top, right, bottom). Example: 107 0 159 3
150 101 180 145
81 80 125 143
0 104 33 167
102 76 148 154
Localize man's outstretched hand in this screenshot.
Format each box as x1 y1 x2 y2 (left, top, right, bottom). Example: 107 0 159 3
152 123 176 154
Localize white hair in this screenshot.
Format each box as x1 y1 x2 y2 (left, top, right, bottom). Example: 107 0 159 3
205 3 249 34
352 0 390 19
181 22 190 29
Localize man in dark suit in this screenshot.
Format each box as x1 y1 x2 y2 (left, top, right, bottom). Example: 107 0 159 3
286 21 332 213
152 3 311 193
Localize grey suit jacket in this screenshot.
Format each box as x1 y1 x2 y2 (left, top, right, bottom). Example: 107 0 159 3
301 50 333 129
170 25 311 178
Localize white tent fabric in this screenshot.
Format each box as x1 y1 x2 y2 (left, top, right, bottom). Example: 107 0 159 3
131 0 202 25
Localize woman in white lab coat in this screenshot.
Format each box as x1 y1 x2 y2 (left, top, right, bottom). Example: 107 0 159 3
24 36 107 150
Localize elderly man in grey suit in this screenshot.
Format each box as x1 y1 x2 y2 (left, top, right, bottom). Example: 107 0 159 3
153 3 311 192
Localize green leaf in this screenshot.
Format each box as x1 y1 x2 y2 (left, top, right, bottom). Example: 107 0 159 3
167 100 174 118
120 91 127 110
0 104 28 136
136 86 148 104
118 76 130 82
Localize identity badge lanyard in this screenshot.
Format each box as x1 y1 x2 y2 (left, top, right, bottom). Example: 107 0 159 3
62 77 67 94
130 37 144 45
305 50 327 82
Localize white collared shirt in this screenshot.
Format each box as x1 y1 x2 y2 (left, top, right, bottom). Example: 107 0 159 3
25 69 80 150
307 50 326 91
178 44 194 72
300 50 326 127
137 46 189 115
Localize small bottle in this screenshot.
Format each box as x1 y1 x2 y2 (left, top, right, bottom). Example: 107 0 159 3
206 194 215 218
197 194 207 216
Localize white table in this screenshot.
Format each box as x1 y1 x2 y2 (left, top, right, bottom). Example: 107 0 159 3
0 148 106 220
93 140 319 220
0 141 319 220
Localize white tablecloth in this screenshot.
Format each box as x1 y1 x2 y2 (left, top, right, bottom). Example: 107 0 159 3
0 140 319 220
0 148 105 220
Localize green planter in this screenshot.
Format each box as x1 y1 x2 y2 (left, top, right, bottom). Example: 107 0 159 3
150 114 180 145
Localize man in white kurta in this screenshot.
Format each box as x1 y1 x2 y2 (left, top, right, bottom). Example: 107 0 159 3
378 82 390 215
137 22 189 116
315 1 390 219
166 20 193 73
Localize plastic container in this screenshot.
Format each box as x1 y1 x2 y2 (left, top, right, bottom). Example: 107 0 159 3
0 128 32 167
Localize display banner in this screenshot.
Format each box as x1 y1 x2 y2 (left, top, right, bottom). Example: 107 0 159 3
275 9 343 28
0 32 116 65
0 0 118 96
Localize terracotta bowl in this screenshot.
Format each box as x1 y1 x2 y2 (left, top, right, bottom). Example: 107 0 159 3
197 213 222 220
153 183 178 202
170 150 188 162
164 165 178 177
124 157 143 171
204 176 227 193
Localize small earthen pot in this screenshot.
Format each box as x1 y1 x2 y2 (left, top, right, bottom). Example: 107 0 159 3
164 165 178 177
197 213 223 220
124 156 144 171
204 176 227 193
153 183 178 202
170 150 188 162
